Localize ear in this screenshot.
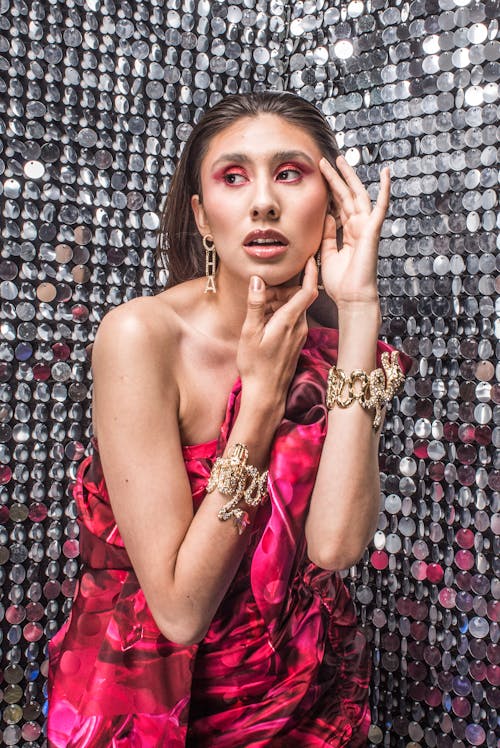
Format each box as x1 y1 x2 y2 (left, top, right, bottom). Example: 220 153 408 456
191 194 211 236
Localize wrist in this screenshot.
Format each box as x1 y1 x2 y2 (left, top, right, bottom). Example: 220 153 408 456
336 298 381 315
337 302 382 329
336 308 381 371
240 383 285 417
232 396 282 469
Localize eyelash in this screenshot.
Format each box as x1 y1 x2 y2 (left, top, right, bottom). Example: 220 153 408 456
276 167 302 181
222 165 303 185
223 171 246 185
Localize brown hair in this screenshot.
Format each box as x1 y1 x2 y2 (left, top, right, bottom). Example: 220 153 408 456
157 92 340 288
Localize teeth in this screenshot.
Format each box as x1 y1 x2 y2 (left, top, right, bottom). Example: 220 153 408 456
251 238 279 245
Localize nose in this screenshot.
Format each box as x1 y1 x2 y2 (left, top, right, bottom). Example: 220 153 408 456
250 177 280 220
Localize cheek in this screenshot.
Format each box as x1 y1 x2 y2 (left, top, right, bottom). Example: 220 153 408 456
200 195 236 232
295 185 328 228
201 180 249 225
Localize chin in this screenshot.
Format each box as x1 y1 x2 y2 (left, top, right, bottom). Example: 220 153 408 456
267 272 303 288
247 265 302 287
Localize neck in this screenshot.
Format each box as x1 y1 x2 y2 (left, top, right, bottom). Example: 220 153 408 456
202 263 302 343
210 265 249 340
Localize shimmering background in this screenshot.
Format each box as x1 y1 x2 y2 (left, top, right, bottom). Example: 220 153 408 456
0 0 499 745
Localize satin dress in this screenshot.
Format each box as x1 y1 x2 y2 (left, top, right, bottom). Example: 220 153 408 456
47 327 412 747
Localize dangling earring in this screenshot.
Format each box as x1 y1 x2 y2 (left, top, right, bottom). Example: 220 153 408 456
203 234 217 293
315 249 324 291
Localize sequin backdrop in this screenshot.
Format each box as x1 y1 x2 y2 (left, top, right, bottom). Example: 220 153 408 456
0 0 499 744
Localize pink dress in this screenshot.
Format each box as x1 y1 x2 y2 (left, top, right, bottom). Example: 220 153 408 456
48 327 412 747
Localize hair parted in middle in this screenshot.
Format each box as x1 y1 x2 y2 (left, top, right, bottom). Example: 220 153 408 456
157 91 341 289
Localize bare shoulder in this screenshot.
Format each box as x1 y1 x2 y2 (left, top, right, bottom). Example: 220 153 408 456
92 278 206 357
91 292 183 372
89 292 187 440
95 294 176 343
89 281 209 442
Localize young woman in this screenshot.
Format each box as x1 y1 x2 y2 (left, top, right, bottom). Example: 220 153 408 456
48 92 412 747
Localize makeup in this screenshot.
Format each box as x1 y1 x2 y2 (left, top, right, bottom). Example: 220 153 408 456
242 229 289 259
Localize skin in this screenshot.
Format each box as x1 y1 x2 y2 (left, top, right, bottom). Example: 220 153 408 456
90 113 391 644
191 114 329 293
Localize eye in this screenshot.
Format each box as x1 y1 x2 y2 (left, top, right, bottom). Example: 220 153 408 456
223 170 247 185
276 166 302 182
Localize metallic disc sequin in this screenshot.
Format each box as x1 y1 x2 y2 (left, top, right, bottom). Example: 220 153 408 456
0 0 498 745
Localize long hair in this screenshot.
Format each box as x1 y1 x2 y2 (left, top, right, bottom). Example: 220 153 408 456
157 92 340 288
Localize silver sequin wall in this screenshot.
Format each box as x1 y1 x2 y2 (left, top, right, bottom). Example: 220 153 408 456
0 0 499 745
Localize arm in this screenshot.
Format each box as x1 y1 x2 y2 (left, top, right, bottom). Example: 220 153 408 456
92 266 317 645
305 156 395 570
305 303 384 570
92 306 276 646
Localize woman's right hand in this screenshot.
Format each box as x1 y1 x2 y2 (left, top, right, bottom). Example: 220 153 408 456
236 255 319 419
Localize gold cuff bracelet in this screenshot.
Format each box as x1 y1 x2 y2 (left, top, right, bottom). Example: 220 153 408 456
207 443 268 534
326 350 406 430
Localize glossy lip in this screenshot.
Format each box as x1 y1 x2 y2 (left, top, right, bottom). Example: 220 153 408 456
242 229 289 259
243 243 289 259
243 229 289 246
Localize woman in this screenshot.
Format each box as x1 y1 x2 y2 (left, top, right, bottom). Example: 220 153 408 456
48 92 412 747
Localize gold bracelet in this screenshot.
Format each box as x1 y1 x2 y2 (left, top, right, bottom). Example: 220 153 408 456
206 443 268 534
326 350 405 430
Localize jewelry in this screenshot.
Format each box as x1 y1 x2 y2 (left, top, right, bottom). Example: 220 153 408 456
326 350 406 430
315 249 324 290
203 234 217 293
206 443 268 534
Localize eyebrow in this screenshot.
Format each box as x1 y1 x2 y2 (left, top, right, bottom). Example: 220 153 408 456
211 150 316 170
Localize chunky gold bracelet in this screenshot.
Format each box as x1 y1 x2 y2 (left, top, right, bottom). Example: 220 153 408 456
206 443 268 534
326 350 405 430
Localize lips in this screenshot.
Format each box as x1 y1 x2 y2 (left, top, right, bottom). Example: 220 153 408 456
243 229 289 247
242 229 289 259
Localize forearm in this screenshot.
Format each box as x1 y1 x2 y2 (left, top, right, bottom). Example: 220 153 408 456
166 393 281 644
305 304 383 570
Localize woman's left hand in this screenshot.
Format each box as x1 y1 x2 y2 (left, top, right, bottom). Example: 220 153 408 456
317 156 390 312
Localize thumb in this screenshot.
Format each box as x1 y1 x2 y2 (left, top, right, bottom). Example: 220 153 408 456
244 275 266 331
322 213 338 254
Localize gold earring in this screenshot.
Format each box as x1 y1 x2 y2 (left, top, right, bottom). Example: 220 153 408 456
203 234 217 293
315 250 324 291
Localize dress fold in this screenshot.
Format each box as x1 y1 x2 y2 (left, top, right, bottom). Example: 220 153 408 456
48 327 412 747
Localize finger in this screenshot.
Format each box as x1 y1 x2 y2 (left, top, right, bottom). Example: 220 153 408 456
264 300 290 316
293 257 320 332
319 214 339 262
302 253 318 287
242 275 267 335
321 213 338 250
371 166 391 227
265 286 299 304
319 157 355 217
271 256 318 325
334 156 372 212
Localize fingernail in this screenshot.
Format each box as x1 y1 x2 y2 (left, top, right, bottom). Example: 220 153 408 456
251 276 263 291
